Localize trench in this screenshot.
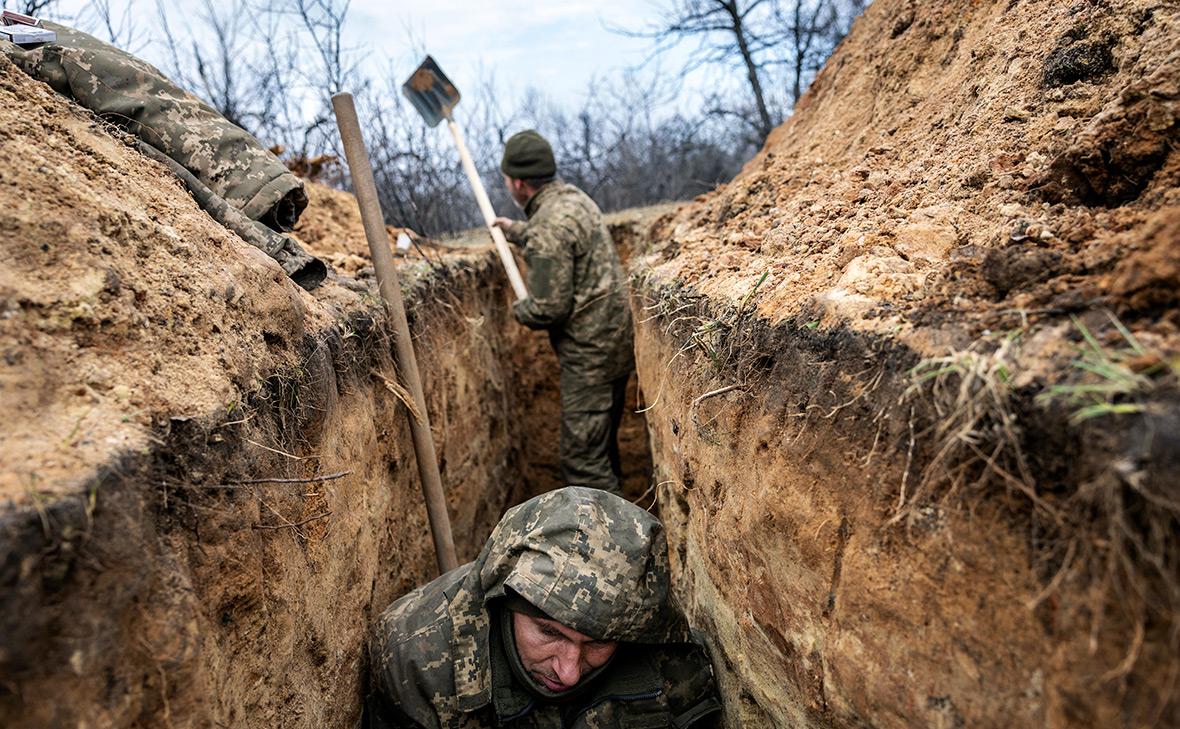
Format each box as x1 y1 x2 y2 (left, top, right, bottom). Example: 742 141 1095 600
2 198 1176 729
0 214 656 728
5 1 1179 722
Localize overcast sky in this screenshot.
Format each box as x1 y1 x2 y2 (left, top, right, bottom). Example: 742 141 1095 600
48 0 708 111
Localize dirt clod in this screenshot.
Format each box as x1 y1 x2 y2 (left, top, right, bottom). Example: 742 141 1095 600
1043 36 1116 88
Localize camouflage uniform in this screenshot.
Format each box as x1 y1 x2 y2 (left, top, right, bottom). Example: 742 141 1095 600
504 183 634 492
0 22 326 289
369 487 721 729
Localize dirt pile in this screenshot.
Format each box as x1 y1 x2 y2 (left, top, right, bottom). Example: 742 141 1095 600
0 55 322 507
632 0 1178 727
646 1 1177 340
292 181 445 275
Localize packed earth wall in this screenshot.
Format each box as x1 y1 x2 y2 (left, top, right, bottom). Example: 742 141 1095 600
631 284 1177 728
0 258 540 727
629 0 1180 726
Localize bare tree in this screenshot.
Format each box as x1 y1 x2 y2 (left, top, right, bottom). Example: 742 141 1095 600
775 0 866 101
122 1 771 236
155 0 259 130
191 0 252 127
616 0 782 141
616 0 866 142
68 0 145 51
2 0 60 16
285 0 355 96
258 0 362 156
252 7 310 157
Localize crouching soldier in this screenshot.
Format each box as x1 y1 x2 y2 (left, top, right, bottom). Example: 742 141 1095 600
367 487 722 729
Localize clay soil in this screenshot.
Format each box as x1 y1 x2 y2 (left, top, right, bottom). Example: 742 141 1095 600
632 0 1179 727
5 0 1178 725
644 0 1178 348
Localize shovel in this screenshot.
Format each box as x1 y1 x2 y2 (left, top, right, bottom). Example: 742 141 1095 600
402 56 529 302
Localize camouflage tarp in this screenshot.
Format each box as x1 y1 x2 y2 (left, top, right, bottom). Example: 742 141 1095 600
2 21 326 289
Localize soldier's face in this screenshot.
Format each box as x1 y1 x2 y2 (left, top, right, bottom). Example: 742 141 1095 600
512 612 618 692
503 175 530 209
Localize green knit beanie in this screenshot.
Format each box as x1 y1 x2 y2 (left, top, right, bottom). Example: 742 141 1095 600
501 130 556 180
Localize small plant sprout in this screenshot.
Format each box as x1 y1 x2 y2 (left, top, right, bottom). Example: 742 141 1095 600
736 270 770 317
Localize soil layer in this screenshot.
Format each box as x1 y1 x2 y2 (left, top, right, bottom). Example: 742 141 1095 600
0 55 653 727
631 0 1179 726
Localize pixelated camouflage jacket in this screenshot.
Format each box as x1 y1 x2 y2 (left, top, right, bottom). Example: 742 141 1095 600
0 22 326 289
373 487 720 729
505 183 634 399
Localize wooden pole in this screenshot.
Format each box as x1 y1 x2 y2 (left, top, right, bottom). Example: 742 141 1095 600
331 92 458 574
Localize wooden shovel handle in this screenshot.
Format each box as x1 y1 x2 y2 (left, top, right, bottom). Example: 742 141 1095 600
447 120 530 301
332 92 459 575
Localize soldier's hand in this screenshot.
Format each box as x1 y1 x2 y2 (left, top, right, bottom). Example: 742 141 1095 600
492 217 515 231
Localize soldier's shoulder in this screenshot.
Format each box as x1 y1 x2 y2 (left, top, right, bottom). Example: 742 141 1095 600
557 183 602 215
377 568 466 653
648 640 721 726
532 184 599 232
373 569 471 729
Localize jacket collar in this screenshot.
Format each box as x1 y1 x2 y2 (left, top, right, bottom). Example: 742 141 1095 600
524 180 562 218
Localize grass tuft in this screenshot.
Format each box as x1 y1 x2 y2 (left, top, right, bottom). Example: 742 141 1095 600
1038 314 1177 424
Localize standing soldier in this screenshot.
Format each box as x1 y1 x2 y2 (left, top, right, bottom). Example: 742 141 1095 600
493 131 634 494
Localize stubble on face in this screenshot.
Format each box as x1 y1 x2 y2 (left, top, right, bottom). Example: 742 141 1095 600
503 175 531 210
512 612 618 692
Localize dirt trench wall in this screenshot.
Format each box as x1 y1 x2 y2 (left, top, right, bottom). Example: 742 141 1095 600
632 287 1177 729
628 0 1179 725
0 259 544 727
0 45 658 723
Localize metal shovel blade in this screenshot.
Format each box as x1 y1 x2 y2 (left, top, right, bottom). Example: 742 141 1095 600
402 56 460 128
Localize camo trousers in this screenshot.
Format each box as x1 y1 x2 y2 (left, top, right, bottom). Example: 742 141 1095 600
560 375 629 494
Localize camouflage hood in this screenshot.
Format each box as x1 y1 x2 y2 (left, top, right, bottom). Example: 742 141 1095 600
447 487 689 711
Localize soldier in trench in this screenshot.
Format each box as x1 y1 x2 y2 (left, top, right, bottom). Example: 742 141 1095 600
492 132 634 494
365 487 722 729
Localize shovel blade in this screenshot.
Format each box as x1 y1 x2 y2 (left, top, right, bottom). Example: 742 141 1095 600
402 55 460 128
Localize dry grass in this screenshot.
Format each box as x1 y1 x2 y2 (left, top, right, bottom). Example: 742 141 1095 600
901 316 1180 700
632 269 775 425
893 332 1058 525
